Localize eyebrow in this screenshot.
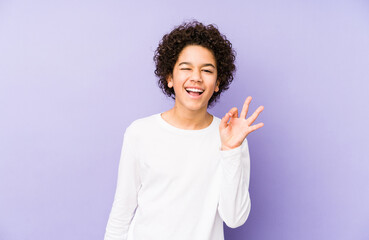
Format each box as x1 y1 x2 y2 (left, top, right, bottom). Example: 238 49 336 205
178 62 216 68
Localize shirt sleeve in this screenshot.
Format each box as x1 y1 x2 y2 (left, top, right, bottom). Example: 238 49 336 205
217 138 251 228
104 125 142 240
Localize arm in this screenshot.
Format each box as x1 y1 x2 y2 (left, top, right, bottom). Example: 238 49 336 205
218 138 251 228
104 125 141 240
218 96 264 228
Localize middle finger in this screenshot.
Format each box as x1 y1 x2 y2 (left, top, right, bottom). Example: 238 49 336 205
240 96 252 119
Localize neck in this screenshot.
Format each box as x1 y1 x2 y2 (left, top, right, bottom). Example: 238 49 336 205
162 105 213 130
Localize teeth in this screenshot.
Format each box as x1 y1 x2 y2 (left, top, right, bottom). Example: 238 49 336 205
186 88 204 93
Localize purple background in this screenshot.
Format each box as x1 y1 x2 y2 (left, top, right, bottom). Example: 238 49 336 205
1 0 368 239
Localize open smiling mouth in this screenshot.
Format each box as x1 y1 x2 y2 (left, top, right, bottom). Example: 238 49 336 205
185 88 204 96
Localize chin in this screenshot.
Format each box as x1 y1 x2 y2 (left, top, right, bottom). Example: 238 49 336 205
186 104 208 112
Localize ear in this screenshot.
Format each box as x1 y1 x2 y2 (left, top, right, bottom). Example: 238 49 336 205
166 74 173 88
214 79 220 92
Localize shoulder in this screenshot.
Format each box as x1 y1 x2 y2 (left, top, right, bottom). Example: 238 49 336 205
124 113 159 137
212 115 222 126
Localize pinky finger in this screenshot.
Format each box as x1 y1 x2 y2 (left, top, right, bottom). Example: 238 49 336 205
249 122 264 133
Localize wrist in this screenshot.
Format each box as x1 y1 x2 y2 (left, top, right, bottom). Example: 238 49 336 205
221 145 237 151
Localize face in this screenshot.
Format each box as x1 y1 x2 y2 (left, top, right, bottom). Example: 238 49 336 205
166 45 220 112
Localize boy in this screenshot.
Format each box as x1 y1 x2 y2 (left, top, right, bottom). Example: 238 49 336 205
104 20 264 240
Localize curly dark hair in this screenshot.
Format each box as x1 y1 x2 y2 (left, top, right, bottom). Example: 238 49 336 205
153 20 236 108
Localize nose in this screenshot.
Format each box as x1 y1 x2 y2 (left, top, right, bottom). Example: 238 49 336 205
191 68 202 82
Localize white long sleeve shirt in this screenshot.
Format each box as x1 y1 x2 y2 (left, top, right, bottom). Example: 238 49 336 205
104 113 251 240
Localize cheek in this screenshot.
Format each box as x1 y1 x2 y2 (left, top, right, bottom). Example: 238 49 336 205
172 82 184 95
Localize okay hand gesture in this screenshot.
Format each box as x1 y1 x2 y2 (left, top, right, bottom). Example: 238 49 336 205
219 96 264 151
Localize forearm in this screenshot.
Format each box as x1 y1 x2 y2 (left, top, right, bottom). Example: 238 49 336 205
104 199 137 240
218 139 251 228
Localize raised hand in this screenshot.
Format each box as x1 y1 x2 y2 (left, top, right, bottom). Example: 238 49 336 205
219 96 264 151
